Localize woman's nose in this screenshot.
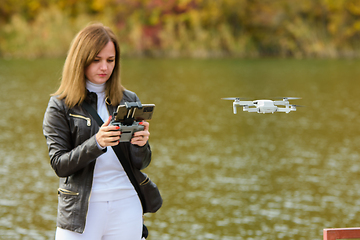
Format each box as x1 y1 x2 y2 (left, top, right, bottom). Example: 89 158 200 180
100 61 107 70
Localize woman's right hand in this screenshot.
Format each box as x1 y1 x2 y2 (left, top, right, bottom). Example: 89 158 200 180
95 116 121 148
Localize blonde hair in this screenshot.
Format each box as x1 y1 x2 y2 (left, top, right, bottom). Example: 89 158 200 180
53 23 123 108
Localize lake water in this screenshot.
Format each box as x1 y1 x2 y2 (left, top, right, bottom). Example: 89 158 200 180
1 58 360 240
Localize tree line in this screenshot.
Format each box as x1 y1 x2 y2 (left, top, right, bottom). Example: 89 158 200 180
1 0 360 58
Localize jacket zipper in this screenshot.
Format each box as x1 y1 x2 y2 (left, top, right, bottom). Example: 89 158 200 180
58 188 79 196
140 176 150 185
69 113 91 126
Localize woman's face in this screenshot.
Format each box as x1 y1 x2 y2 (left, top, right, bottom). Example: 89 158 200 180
85 41 116 85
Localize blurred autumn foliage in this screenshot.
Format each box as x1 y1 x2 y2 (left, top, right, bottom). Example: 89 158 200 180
1 0 360 58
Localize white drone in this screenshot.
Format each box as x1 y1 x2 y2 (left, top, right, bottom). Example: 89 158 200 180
222 97 302 114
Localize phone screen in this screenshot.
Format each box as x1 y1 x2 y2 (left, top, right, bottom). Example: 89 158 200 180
114 104 155 122
114 105 128 122
134 104 155 121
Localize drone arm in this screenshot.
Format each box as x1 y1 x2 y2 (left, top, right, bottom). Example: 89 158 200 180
277 106 296 113
244 107 258 113
239 101 255 106
276 108 287 112
232 101 254 114
273 101 288 106
232 102 238 114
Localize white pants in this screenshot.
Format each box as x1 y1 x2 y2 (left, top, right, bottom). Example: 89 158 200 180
55 195 143 240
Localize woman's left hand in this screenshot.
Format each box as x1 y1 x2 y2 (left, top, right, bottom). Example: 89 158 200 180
131 121 150 147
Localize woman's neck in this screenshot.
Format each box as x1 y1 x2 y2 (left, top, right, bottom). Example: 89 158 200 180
86 80 105 94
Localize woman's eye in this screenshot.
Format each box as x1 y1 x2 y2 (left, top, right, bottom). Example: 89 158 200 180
107 59 114 63
93 59 100 62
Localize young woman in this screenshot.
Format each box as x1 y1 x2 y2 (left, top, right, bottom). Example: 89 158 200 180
43 23 151 240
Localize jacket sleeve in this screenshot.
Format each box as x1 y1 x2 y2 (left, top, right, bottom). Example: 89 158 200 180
43 97 105 177
130 143 152 170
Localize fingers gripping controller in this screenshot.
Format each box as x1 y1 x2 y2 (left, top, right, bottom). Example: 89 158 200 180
111 122 145 142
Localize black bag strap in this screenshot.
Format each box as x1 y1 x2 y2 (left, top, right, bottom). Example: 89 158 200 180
81 102 146 209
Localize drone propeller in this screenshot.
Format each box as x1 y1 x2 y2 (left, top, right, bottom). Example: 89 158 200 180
222 97 238 101
273 97 301 100
286 97 302 100
284 97 302 100
221 97 249 101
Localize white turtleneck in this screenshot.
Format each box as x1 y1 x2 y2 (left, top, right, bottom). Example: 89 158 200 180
86 80 136 202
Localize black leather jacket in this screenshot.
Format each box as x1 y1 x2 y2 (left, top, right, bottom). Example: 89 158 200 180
43 89 151 233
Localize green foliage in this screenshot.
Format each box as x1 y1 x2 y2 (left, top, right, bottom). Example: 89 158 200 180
1 0 360 58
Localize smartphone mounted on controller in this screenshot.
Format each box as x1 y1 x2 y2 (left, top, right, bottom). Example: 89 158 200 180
110 102 155 142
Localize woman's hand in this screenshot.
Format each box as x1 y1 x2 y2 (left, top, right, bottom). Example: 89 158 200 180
131 121 150 147
96 116 121 148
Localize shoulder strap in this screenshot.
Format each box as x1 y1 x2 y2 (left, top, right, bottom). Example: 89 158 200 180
82 101 103 126
82 101 146 207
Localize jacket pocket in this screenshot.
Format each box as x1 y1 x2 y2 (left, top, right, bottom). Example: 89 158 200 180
57 188 80 223
69 113 91 126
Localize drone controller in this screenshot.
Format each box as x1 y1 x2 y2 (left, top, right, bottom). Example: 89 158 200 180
109 102 155 142
110 121 144 142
